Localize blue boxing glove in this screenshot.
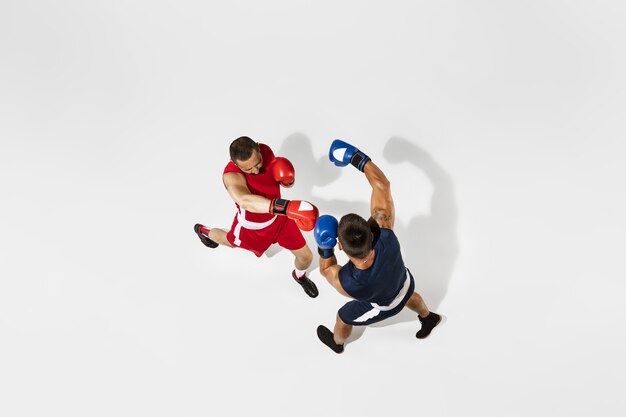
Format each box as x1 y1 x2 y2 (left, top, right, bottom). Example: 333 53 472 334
314 214 338 259
328 139 371 172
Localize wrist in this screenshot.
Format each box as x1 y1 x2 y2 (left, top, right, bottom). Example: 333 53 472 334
318 246 335 259
350 151 370 171
270 198 289 215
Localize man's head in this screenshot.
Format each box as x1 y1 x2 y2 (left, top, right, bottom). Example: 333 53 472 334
230 136 263 174
338 213 373 259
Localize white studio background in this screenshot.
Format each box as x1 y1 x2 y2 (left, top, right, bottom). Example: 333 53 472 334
1 1 625 416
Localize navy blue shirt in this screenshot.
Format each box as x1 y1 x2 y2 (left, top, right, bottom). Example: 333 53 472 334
339 228 406 305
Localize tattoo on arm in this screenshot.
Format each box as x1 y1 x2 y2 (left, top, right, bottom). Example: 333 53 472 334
372 208 392 223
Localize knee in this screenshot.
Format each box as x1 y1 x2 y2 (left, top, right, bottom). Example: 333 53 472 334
335 314 352 334
409 292 423 303
298 246 313 265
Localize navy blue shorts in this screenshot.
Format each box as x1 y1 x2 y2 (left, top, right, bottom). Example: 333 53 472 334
338 269 416 326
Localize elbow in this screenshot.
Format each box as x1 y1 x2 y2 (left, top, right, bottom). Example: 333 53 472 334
235 197 250 210
239 201 255 212
373 177 390 192
237 196 259 212
319 261 335 280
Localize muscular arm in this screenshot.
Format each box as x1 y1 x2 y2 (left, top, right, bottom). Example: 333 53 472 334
319 255 351 298
223 172 272 213
363 161 395 229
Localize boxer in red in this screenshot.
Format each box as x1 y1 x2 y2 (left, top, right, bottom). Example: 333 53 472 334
194 136 320 297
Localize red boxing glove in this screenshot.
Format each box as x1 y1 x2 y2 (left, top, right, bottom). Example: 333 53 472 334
270 198 319 231
269 157 295 187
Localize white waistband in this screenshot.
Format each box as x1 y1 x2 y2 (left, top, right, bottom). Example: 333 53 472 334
237 208 277 230
371 270 411 311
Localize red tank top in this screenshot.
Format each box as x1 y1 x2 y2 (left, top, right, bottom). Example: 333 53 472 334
223 143 280 223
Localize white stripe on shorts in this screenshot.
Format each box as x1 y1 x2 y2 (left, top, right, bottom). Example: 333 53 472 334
352 270 411 323
371 270 411 311
353 308 381 323
233 208 277 246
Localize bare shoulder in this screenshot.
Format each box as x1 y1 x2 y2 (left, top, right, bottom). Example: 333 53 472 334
323 264 350 298
223 171 246 188
223 172 250 201
371 208 394 229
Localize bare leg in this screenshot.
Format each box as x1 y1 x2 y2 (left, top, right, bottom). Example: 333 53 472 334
208 228 233 247
405 292 430 318
333 314 353 345
289 244 313 270
406 292 441 338
288 244 317 297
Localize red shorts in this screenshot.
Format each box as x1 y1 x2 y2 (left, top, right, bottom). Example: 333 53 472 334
226 212 306 257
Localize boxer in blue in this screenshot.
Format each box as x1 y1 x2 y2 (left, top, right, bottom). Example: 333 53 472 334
314 140 442 353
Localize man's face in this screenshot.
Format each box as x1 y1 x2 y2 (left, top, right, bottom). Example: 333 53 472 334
235 148 263 175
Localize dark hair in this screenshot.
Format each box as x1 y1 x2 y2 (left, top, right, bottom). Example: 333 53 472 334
338 213 373 259
229 136 259 162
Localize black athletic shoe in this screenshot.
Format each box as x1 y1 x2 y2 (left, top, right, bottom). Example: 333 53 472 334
416 312 441 339
292 270 319 298
317 325 344 353
194 223 218 248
